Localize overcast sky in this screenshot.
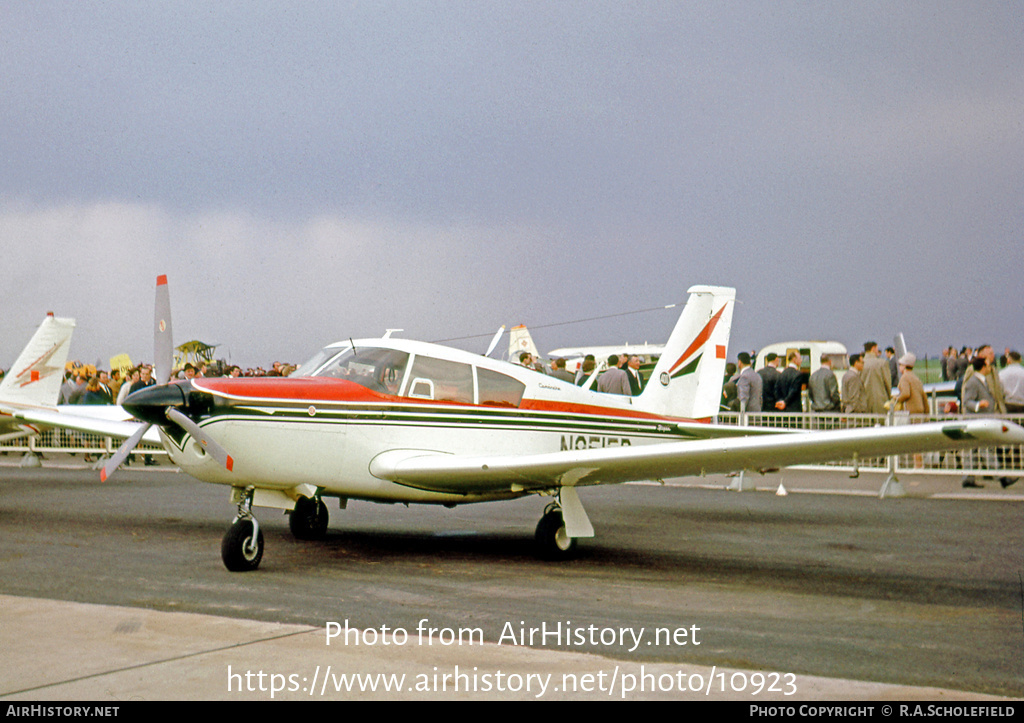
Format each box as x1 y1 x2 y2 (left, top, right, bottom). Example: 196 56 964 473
2 1 1021 370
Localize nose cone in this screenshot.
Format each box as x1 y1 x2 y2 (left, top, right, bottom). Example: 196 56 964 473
123 383 188 425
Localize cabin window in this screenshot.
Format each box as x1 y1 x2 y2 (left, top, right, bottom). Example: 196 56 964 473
406 356 474 403
477 368 525 408
306 347 409 395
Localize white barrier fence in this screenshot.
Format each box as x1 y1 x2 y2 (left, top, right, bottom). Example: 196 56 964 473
0 428 168 464
717 411 1024 477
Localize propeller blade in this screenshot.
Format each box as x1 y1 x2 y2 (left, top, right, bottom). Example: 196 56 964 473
485 325 506 358
100 423 152 482
166 407 234 472
154 275 174 385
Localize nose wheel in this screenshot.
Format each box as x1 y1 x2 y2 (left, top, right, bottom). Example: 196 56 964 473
222 487 264 572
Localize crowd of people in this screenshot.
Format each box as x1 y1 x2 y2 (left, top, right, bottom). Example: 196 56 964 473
35 343 1024 421
53 360 298 406
718 342 1022 490
515 352 645 395
720 343 1024 418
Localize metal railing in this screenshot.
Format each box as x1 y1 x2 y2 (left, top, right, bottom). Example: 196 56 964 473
0 428 168 464
717 410 1024 477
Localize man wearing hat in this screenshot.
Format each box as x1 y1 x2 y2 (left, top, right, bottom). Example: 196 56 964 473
895 352 929 416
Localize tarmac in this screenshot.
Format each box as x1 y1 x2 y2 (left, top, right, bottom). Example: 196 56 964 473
1 594 1017 702
1 457 1021 701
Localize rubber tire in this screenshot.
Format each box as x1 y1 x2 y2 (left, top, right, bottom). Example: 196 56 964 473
222 519 264 572
535 508 578 560
289 496 329 540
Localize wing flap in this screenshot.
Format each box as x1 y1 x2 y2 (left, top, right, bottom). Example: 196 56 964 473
369 419 1024 494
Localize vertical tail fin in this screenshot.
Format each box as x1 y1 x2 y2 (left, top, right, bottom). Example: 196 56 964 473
0 314 76 407
634 286 735 419
508 324 540 361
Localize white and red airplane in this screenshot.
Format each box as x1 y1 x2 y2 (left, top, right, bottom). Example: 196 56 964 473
97 277 1023 572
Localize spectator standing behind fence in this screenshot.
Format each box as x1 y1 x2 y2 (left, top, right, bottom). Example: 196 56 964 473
625 356 644 396
895 354 929 415
722 362 739 411
758 353 781 411
808 355 840 412
861 342 892 414
962 345 1006 414
735 352 762 414
774 351 805 412
117 368 140 405
1001 351 1024 414
960 356 1016 489
549 358 575 383
842 354 867 413
575 355 596 386
885 347 899 391
597 355 631 395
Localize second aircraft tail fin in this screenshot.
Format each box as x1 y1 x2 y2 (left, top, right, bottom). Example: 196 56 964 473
634 286 735 420
0 314 76 408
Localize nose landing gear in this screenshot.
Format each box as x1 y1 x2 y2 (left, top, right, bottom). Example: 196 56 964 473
222 487 264 572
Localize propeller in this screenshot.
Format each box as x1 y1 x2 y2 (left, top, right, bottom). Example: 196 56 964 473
101 275 234 481
484 325 506 358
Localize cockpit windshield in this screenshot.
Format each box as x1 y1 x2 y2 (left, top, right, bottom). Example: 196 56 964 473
293 346 409 395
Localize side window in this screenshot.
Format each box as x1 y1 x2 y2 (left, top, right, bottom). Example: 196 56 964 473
477 368 525 408
406 356 474 403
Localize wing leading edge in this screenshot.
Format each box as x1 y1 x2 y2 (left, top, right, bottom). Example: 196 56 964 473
11 407 159 444
369 419 1024 494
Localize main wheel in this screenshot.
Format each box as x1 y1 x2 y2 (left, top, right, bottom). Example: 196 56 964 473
289 496 329 540
222 519 264 572
535 508 578 560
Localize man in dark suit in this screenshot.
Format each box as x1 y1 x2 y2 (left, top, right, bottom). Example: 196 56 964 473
775 350 805 413
758 353 781 411
625 355 644 396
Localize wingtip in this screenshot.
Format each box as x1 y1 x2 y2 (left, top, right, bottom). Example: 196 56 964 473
100 469 108 483
226 456 234 472
156 274 168 286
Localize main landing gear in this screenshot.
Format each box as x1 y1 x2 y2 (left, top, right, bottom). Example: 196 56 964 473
534 487 593 560
535 503 577 560
289 495 329 540
222 487 264 572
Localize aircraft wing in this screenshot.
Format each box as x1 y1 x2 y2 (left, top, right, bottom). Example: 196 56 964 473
10 406 160 444
370 419 1024 494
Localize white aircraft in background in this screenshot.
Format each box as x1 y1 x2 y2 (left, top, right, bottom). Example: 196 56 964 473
0 314 76 442
90 277 1024 572
508 324 664 379
2 316 158 447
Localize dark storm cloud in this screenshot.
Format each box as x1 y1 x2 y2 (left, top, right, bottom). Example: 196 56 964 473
1 2 1021 368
